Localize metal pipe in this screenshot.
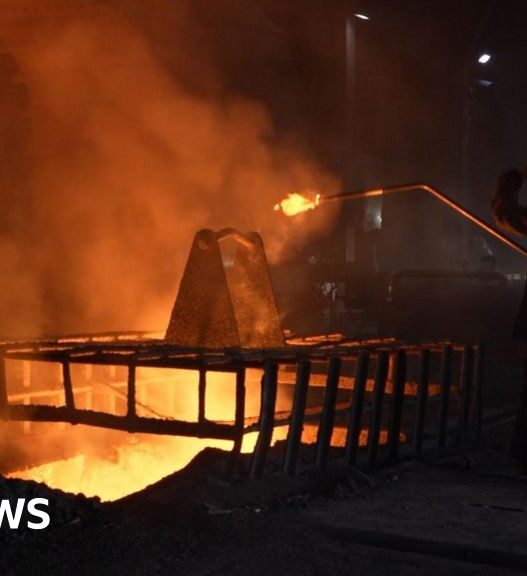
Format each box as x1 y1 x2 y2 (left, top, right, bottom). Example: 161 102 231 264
472 344 484 447
458 345 474 446
345 351 369 467
413 349 430 458
250 361 278 479
127 364 136 418
316 356 341 472
387 350 406 462
437 345 453 451
0 358 7 418
7 403 238 440
198 368 206 423
62 362 75 412
284 359 311 476
225 367 246 478
319 183 527 258
367 351 389 468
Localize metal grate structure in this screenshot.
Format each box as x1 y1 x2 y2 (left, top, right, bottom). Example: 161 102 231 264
0 332 483 478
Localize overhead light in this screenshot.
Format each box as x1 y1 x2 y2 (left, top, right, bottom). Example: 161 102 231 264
478 53 491 64
476 78 493 87
354 13 370 20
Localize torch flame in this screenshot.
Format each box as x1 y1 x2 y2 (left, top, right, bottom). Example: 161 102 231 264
274 191 321 216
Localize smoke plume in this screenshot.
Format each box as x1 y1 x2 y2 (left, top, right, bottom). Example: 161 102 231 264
1 0 339 337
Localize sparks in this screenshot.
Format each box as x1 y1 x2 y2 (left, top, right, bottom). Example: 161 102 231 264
274 191 321 216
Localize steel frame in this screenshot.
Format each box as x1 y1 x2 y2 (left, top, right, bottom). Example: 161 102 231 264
0 332 483 478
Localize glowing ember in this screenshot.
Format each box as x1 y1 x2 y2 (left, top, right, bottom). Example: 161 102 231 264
7 431 284 502
274 191 321 216
8 439 210 502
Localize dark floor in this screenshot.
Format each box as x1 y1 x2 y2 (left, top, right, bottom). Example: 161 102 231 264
1 418 527 576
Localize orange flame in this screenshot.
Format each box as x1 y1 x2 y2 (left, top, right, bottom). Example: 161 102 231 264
274 191 321 216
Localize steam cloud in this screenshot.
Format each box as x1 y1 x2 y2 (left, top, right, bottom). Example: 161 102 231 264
0 1 339 338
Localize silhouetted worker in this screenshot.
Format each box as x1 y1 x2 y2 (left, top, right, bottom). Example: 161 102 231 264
492 167 527 469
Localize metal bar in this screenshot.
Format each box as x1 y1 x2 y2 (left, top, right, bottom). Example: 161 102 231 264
0 339 470 370
250 361 278 479
316 357 341 472
127 364 136 418
387 350 407 461
225 367 246 477
472 344 484 447
62 362 75 411
345 352 369 467
413 349 430 458
320 183 527 258
0 358 7 418
6 404 237 439
437 345 453 451
458 345 474 446
0 334 465 358
367 351 389 468
198 368 206 422
284 359 311 476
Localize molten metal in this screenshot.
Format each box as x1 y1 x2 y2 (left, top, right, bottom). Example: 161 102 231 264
273 191 321 216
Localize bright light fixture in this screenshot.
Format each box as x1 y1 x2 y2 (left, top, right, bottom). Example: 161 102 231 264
354 13 370 20
478 53 491 64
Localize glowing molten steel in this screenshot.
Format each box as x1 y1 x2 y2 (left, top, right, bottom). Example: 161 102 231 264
6 368 287 501
274 191 321 216
9 434 265 502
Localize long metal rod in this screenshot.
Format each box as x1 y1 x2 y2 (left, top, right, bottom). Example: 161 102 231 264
315 356 341 472
284 359 311 476
472 344 484 447
62 362 75 411
345 351 369 467
127 364 136 418
458 345 474 446
250 361 278 479
320 183 527 258
367 351 389 468
437 345 453 451
387 350 406 462
0 358 7 417
198 368 206 423
6 404 237 440
225 367 246 478
413 349 430 458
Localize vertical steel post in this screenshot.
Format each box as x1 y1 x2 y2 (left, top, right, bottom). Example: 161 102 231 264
127 364 136 418
413 349 430 458
250 361 278 479
367 351 389 468
458 345 474 446
284 359 312 476
198 367 206 423
472 344 484 447
345 352 369 467
437 345 453 451
316 357 342 472
0 357 7 418
62 362 75 411
388 350 407 461
226 367 246 478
